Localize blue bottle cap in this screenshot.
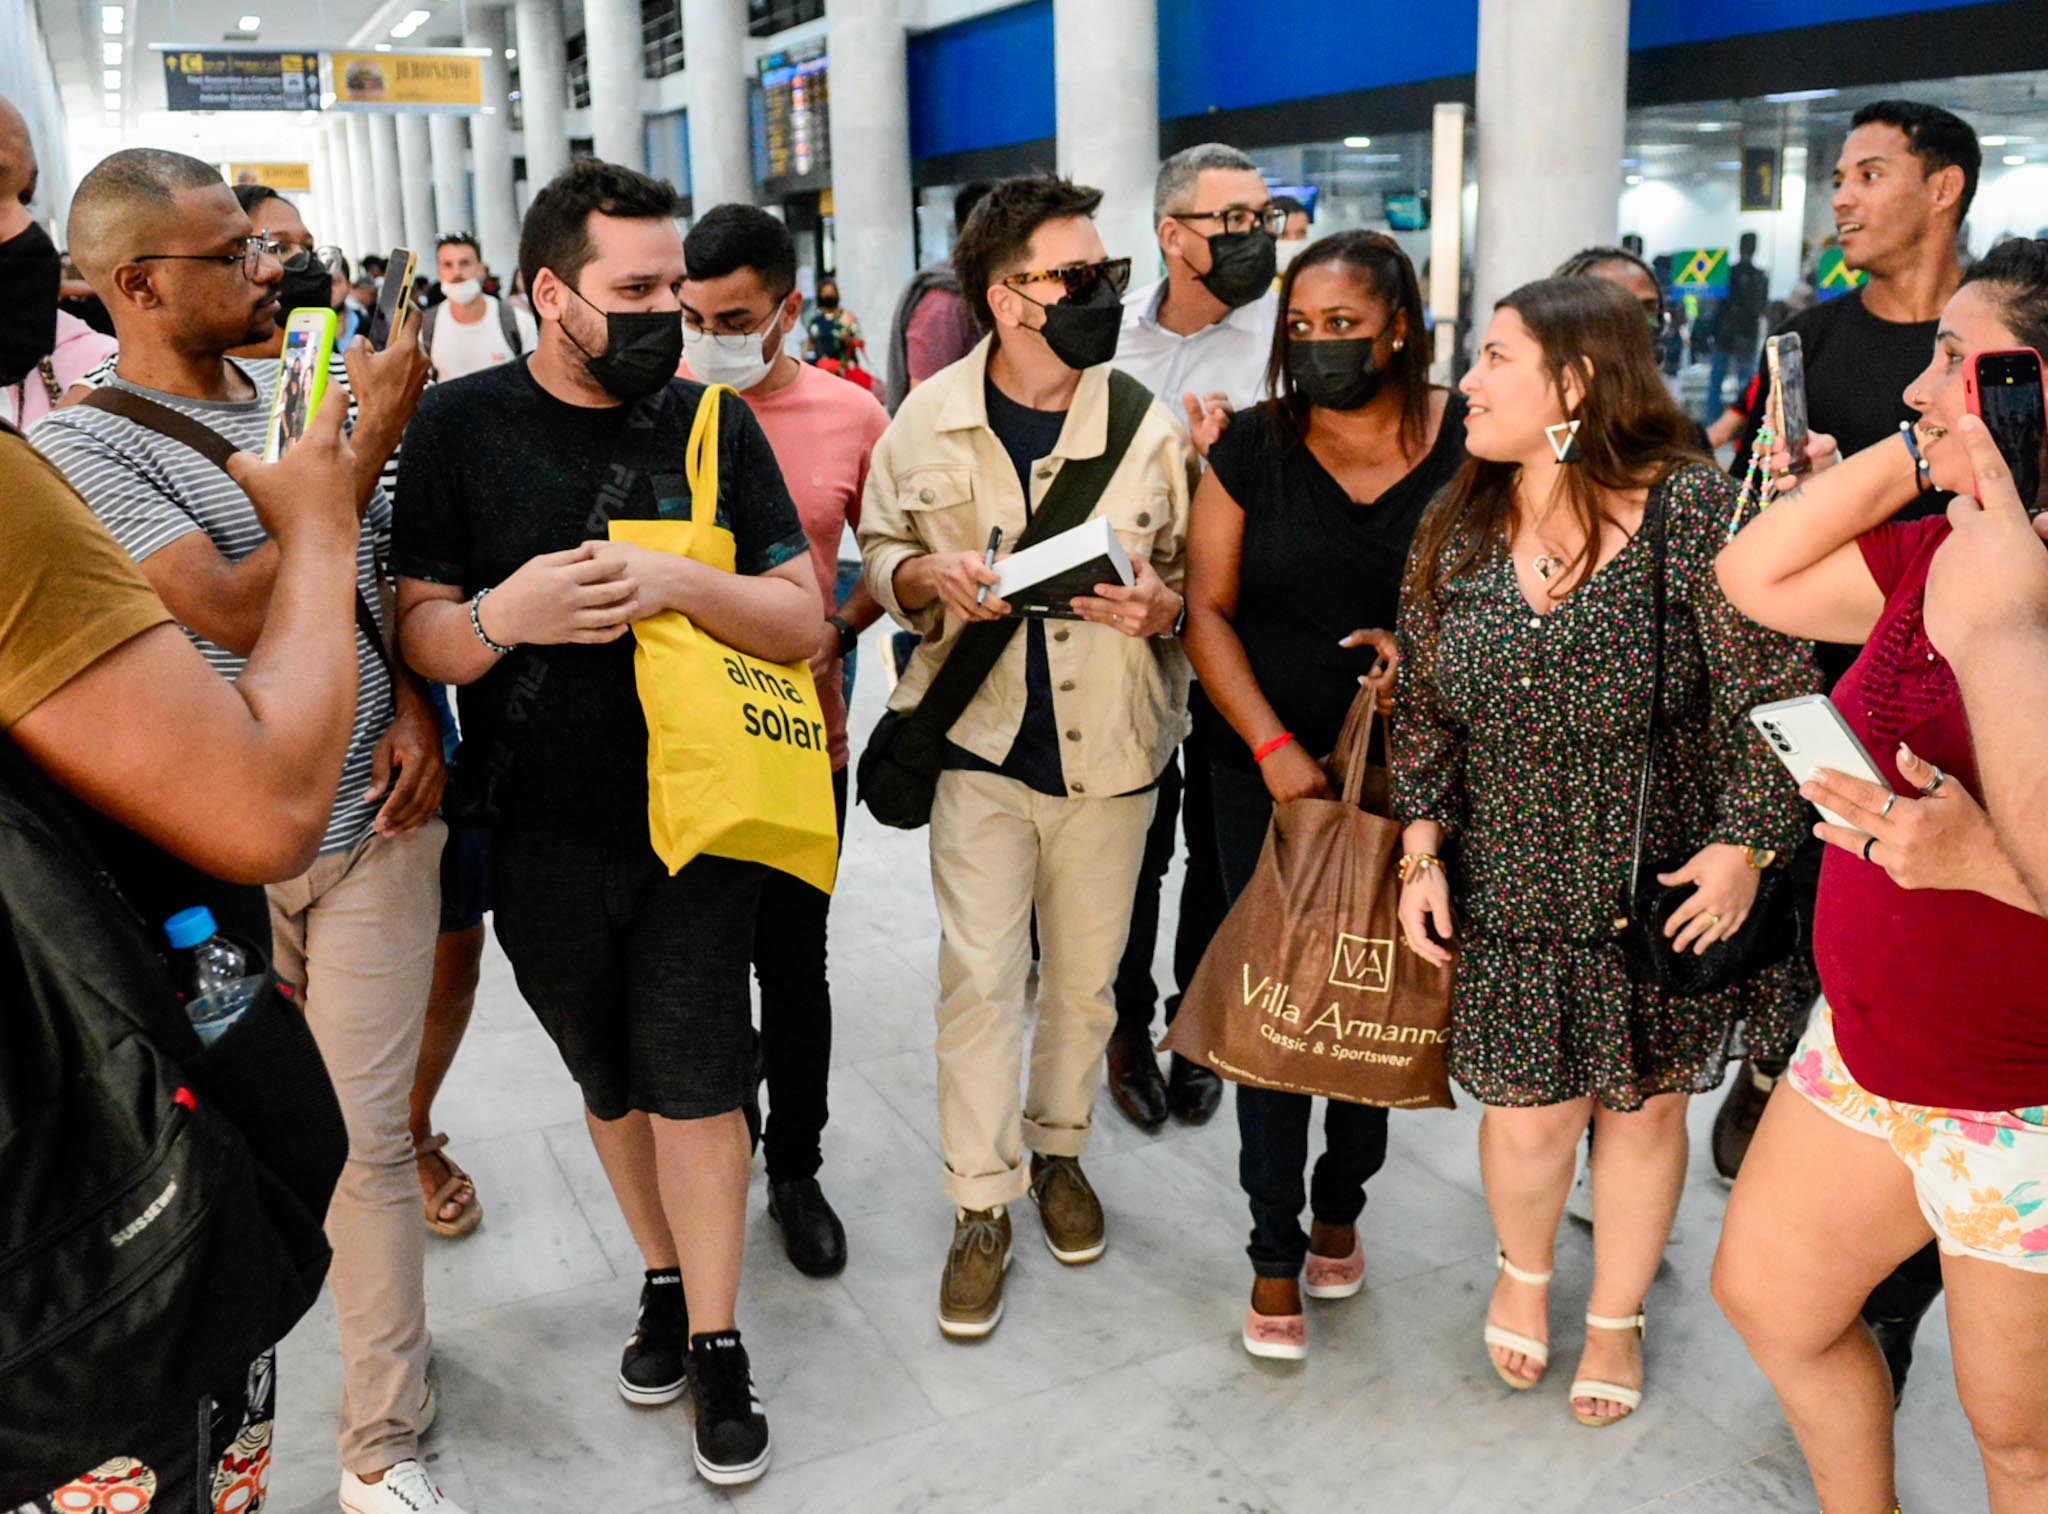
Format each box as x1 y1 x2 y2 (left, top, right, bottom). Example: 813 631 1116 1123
163 906 218 950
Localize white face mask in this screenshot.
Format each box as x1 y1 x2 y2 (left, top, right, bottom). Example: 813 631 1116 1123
681 312 783 392
1276 239 1309 272
444 277 483 305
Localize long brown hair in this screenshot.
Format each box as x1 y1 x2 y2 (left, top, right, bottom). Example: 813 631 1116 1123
1261 229 1434 455
1410 276 1704 605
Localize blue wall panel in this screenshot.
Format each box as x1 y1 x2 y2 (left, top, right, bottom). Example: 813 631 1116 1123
1157 0 1478 118
1630 0 1989 49
907 1 1057 160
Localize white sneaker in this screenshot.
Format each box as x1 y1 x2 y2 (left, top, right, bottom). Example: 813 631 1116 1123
340 1459 467 1514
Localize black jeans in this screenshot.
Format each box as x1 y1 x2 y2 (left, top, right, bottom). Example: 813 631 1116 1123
1214 760 1389 1279
1113 683 1228 1043
750 767 849 1182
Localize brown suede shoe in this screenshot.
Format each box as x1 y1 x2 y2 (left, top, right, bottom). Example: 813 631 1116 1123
938 1207 1012 1339
1028 1155 1106 1264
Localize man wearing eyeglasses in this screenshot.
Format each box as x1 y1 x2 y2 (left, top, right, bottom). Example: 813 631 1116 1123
30 149 458 1514
1103 143 1282 1135
677 202 891 1282
860 172 1192 1341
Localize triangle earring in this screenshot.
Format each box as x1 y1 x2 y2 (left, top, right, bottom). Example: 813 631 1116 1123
1545 418 1583 464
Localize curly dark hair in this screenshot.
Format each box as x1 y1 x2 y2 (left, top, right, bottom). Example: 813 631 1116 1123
950 171 1104 334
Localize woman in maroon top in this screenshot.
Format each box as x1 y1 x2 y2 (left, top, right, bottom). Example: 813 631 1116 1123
1712 237 2048 1514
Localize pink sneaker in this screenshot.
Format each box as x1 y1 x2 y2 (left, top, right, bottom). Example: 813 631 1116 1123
1242 1306 1307 1360
1303 1236 1365 1301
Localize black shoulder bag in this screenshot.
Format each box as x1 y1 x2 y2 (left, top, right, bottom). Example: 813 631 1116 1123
1614 479 1797 997
857 369 1153 830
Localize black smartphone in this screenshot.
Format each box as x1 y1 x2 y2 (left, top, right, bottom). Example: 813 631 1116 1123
1767 332 1811 475
367 246 417 351
1967 348 2046 516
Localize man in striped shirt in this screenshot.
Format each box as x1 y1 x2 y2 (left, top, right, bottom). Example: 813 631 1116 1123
31 148 461 1514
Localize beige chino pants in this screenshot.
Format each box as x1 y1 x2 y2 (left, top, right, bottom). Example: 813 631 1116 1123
267 817 444 1476
928 770 1155 1211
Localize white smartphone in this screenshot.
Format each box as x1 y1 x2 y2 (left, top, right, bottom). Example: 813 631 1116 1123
1749 695 1890 830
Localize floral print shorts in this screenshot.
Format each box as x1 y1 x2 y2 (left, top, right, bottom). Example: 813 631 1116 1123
1791 1002 2048 1273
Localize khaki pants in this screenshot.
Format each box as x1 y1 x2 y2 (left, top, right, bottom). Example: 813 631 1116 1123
268 818 444 1476
929 771 1155 1210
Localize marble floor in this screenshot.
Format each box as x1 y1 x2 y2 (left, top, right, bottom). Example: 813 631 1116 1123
261 653 1992 1514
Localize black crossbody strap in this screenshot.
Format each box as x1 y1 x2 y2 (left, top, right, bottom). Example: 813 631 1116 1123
1620 477 1671 927
78 385 394 675
903 368 1155 739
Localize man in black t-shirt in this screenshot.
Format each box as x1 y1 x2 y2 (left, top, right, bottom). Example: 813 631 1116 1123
394 160 813 1490
1716 98 1978 1401
1706 232 1768 420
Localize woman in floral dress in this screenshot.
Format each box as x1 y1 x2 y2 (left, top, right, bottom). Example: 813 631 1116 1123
1391 277 1817 1427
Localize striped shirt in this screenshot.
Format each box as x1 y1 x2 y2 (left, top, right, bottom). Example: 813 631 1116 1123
30 357 395 855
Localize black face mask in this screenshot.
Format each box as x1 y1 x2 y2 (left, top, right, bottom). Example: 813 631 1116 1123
1287 336 1386 412
559 276 682 401
1196 230 1277 310
816 294 839 310
1024 277 1124 371
276 263 337 321
0 218 62 387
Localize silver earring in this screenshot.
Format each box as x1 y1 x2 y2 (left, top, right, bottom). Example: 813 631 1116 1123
1545 418 1583 464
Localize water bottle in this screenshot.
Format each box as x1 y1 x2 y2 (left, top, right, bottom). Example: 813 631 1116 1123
164 907 262 1047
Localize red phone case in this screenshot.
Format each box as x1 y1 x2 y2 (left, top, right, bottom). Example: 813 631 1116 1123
1965 346 2046 417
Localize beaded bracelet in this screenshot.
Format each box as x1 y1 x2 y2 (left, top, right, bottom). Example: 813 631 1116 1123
469 586 515 656
1898 421 1934 491
1728 420 1778 540
1252 732 1296 765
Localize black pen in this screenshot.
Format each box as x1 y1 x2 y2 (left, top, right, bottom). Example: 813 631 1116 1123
975 526 1003 605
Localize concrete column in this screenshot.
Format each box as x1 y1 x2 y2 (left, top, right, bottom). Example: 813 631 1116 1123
310 128 337 247
369 112 406 254
1427 101 1467 385
326 121 360 265
396 113 437 257
682 0 751 208
1473 0 1629 321
466 6 523 276
344 115 378 263
584 0 645 170
428 112 472 238
824 0 914 342
1053 0 1158 272
514 0 571 191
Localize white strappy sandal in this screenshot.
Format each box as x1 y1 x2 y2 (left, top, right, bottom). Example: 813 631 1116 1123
1570 1307 1647 1427
1482 1249 1553 1390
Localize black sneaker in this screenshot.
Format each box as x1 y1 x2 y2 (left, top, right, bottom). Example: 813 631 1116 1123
618 1268 689 1406
689 1331 771 1486
1711 1059 1778 1185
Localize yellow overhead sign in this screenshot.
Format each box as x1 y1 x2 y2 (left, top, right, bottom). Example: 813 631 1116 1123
328 50 486 113
229 161 312 191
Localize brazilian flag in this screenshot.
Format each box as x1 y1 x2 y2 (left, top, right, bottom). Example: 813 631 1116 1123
1817 246 1870 301
1671 248 1730 290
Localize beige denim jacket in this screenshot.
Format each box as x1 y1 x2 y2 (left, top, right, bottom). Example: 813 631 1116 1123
858 336 1193 797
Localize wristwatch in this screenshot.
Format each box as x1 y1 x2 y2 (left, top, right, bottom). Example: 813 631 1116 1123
827 613 858 658
1741 846 1778 871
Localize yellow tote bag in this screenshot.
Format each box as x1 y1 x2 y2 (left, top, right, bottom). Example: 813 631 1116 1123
609 385 838 893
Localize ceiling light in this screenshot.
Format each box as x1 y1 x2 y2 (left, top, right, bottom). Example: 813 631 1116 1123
505 47 517 59
1695 122 1732 132
101 4 123 33
375 42 392 50
1625 174 1644 185
1982 136 2009 147
389 8 432 37
1343 135 1371 148
1763 88 1837 103
103 41 121 63
2006 154 2028 166
238 14 260 28
104 90 121 110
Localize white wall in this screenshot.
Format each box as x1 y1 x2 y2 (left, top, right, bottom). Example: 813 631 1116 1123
1618 156 1809 300
1970 161 2048 250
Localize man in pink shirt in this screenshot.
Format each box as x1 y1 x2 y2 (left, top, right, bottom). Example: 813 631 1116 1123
680 204 888 1277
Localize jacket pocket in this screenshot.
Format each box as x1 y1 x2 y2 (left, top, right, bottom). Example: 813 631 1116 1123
1104 486 1171 566
896 467 981 557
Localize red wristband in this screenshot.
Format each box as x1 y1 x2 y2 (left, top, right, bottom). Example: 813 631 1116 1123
1252 732 1296 765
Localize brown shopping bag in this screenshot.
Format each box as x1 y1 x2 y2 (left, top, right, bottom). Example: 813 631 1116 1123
1162 684 1457 1109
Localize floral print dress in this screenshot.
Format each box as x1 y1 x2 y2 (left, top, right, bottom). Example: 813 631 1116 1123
1392 462 1820 1109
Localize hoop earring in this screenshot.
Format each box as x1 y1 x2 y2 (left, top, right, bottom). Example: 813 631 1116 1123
1545 418 1583 465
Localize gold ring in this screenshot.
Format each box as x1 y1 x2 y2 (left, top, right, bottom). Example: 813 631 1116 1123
1702 911 1721 925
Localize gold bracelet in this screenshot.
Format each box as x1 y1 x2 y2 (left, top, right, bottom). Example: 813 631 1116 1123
1398 853 1443 886
1741 846 1778 871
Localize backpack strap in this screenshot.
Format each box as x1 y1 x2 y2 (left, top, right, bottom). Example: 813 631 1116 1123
76 385 394 677
497 296 523 355
900 367 1156 740
420 299 441 357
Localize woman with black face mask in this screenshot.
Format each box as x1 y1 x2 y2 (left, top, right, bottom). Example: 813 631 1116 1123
1181 229 1466 1359
0 207 116 430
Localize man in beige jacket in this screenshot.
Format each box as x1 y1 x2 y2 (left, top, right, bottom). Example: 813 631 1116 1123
860 173 1192 1339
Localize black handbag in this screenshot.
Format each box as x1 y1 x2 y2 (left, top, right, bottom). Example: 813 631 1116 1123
1613 479 1797 997
857 370 1154 830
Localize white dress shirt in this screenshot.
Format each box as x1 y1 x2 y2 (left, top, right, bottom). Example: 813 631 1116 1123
1115 276 1279 431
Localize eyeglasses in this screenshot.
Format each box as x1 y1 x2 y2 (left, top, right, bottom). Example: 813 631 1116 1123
132 235 290 281
999 257 1133 303
686 310 781 350
1174 205 1289 238
281 244 346 276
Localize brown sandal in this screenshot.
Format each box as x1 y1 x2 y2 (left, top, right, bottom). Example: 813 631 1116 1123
415 1133 483 1238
